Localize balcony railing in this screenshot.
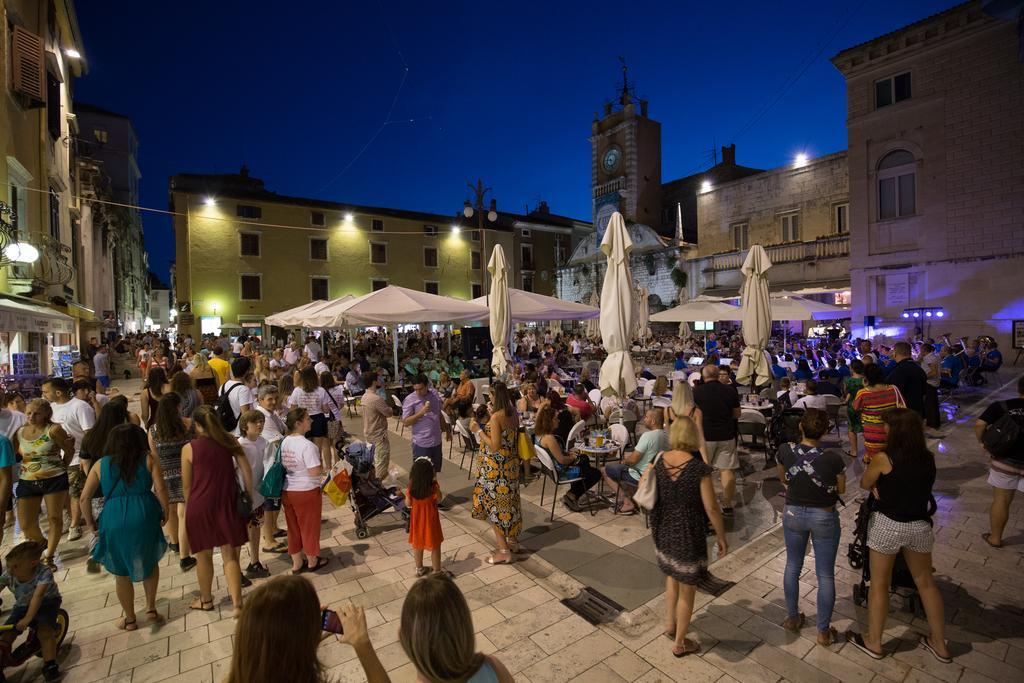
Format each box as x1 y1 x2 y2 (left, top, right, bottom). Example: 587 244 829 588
703 234 849 272
593 177 626 198
7 232 75 287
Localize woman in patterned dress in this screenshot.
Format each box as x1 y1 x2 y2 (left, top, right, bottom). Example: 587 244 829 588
471 382 522 565
648 416 728 658
147 393 196 571
852 363 903 464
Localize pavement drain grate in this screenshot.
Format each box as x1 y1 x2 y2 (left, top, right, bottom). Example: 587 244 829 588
562 586 624 625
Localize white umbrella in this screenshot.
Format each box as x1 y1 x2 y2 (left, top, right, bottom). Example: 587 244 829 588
488 245 512 378
265 299 336 327
769 296 849 353
585 291 601 339
651 300 740 353
735 245 772 389
598 212 637 398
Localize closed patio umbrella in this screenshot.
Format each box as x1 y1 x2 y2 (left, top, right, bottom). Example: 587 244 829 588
585 291 601 340
488 245 512 378
635 285 650 341
598 212 637 398
736 245 772 389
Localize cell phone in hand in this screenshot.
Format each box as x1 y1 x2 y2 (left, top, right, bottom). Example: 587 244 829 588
321 608 344 634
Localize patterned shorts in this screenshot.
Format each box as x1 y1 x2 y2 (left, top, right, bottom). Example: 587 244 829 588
67 464 86 498
866 511 933 555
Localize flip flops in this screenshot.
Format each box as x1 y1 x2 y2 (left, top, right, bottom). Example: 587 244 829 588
262 542 288 554
919 635 953 664
981 532 1003 549
846 631 885 660
672 638 700 657
188 598 215 612
307 556 331 573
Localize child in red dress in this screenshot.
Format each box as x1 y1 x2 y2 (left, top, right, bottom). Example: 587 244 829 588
405 457 444 577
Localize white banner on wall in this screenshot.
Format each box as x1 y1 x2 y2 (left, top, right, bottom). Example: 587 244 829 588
885 274 909 308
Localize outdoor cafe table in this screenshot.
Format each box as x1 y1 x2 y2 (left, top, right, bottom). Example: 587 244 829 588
574 439 623 504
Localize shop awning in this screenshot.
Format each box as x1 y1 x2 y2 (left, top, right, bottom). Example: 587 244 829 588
0 297 76 335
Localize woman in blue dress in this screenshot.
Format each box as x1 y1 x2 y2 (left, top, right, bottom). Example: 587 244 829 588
81 423 169 631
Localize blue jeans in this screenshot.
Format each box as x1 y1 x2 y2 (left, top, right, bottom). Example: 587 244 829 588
782 504 840 632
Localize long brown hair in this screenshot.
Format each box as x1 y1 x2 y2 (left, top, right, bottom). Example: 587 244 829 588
299 367 318 393
883 408 933 471
191 405 243 458
227 575 326 683
534 403 557 438
399 573 485 682
105 424 150 485
145 367 168 397
169 370 194 395
489 381 517 427
154 393 187 442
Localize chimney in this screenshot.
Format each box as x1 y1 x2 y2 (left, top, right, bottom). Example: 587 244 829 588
720 144 736 166
537 201 550 215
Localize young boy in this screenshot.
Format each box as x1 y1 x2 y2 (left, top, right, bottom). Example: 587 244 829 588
0 541 62 681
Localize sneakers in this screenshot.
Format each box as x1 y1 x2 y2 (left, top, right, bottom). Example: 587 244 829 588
42 661 61 681
180 556 197 572
67 526 83 542
245 562 270 579
240 575 253 588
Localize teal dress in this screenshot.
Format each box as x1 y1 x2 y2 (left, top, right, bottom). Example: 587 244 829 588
92 458 167 581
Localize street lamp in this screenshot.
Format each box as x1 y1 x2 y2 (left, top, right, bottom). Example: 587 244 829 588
464 179 498 288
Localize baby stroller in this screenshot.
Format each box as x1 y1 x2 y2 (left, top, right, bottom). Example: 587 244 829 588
342 441 409 539
765 407 804 468
847 496 925 617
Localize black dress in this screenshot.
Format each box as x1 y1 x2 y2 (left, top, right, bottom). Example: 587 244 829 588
650 456 714 584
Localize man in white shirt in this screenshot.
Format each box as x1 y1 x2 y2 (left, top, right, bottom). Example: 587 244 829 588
0 405 25 440
283 342 300 368
314 358 331 376
43 377 96 540
792 380 829 411
220 358 255 436
304 338 322 363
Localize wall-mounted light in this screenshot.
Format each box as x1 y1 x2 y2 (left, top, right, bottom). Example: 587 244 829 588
204 197 216 206
64 48 81 59
700 180 712 194
451 225 460 235
3 242 40 264
794 152 808 168
344 213 354 222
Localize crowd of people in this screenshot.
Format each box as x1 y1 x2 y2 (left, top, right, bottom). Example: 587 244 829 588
0 322 1016 680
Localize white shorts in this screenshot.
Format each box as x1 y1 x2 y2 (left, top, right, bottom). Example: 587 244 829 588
867 511 934 555
988 466 1024 493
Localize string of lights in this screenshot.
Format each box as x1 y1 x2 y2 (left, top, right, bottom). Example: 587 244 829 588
16 184 482 238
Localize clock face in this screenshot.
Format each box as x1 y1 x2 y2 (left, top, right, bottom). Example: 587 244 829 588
602 146 621 173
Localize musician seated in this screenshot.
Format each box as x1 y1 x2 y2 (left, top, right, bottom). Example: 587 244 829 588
938 347 962 390
981 341 1003 372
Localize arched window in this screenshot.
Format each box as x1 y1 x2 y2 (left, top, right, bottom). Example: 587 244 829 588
877 150 916 219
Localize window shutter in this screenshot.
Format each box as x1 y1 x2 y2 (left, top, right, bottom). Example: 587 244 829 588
12 26 45 102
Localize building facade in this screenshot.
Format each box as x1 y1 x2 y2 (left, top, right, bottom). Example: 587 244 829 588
832 0 1024 346
689 151 850 300
0 0 85 376
75 103 149 333
171 170 590 340
147 271 170 330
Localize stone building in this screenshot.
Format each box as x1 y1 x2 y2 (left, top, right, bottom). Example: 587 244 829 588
689 151 850 299
75 103 149 333
831 0 1024 346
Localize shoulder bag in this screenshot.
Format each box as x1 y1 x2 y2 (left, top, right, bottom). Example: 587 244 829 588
259 441 285 499
632 451 663 511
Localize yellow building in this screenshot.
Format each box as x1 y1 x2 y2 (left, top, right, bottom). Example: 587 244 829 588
1 0 88 377
171 169 590 339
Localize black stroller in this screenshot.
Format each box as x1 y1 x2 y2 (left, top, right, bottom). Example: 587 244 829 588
847 496 927 617
341 441 409 539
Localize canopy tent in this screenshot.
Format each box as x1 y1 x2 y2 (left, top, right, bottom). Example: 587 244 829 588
769 296 850 321
265 299 336 327
470 288 599 322
735 245 772 389
487 245 512 377
649 300 741 323
299 285 489 373
598 212 637 398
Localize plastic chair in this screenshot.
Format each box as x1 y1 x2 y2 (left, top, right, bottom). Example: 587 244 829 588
588 388 602 406
609 424 629 461
566 419 587 446
441 411 454 459
454 421 479 477
533 444 583 521
738 409 768 447
823 395 845 438
391 394 405 435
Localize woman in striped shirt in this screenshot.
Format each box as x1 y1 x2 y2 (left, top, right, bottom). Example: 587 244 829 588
852 363 904 464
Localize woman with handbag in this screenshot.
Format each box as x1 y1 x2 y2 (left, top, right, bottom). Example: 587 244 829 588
533 404 600 512
852 363 905 464
181 406 252 618
642 416 727 658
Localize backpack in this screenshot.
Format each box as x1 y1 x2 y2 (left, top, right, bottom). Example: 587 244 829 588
217 382 243 431
982 402 1023 462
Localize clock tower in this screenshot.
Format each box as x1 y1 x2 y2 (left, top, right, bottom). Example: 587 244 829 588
590 64 662 240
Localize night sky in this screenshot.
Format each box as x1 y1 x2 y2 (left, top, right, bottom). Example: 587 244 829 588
74 0 957 283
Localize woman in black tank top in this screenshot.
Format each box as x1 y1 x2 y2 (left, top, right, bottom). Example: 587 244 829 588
847 409 952 664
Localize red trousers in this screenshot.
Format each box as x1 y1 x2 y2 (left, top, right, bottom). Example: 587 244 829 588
282 488 322 558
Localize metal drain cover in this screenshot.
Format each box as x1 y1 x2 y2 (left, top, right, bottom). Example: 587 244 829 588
561 587 624 625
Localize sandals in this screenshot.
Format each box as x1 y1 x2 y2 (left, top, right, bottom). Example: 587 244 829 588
981 532 1003 549
307 556 330 573
817 626 838 646
846 631 885 660
415 567 430 577
486 550 512 565
262 542 288 554
672 638 700 658
782 613 805 632
919 635 953 664
116 615 137 631
291 563 307 575
145 608 165 625
188 598 215 612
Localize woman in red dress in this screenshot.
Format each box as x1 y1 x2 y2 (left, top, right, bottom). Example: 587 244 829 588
182 406 252 617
